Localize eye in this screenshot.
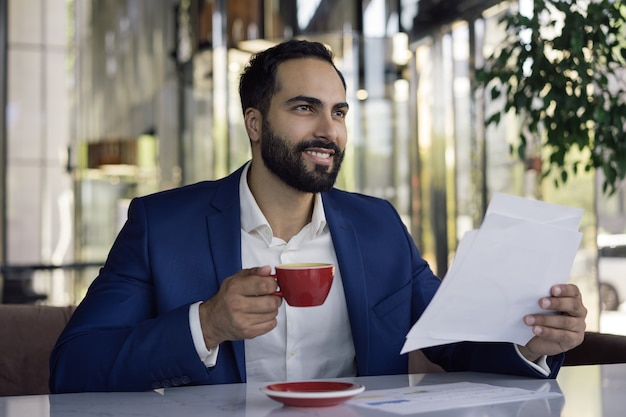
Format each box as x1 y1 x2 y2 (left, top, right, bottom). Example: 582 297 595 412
333 108 347 118
295 104 314 112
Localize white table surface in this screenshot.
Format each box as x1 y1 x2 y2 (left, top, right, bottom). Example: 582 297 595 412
1 364 624 417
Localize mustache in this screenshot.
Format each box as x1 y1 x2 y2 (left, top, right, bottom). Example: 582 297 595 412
294 139 341 154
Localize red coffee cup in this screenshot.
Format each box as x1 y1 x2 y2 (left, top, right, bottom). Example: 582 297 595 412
272 263 335 307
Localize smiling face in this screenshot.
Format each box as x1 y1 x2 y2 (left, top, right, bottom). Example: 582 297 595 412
249 57 349 193
259 116 346 193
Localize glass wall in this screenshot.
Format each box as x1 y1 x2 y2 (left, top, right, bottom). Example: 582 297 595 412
157 0 416 219
7 0 620 336
408 3 601 329
69 0 174 301
2 0 77 305
65 0 419 303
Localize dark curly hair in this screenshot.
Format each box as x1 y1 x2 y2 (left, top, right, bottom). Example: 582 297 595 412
238 39 346 117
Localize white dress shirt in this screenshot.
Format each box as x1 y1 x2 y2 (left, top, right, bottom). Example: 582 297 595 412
190 163 356 382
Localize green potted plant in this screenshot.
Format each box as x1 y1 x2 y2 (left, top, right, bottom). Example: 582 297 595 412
477 0 626 194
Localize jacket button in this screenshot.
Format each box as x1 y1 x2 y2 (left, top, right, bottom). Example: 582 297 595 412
171 377 181 386
152 381 162 389
181 376 191 384
161 379 172 388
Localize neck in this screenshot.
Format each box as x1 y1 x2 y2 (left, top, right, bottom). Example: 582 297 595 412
247 161 315 241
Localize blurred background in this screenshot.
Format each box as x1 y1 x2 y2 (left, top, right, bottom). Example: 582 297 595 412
2 0 625 336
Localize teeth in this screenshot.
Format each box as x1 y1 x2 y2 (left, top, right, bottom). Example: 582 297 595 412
307 151 331 159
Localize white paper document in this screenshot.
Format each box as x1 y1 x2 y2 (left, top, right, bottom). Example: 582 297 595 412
347 382 562 415
401 193 583 353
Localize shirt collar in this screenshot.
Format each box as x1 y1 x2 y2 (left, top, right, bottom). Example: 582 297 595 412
239 162 328 241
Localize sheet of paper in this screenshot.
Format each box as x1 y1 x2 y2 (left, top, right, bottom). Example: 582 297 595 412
401 193 583 353
347 382 562 415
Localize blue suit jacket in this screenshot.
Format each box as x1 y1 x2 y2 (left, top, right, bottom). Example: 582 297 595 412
50 165 563 393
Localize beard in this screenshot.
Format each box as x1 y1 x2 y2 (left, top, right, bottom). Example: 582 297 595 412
260 120 344 193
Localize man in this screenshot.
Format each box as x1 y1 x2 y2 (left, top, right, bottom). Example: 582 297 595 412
49 40 587 393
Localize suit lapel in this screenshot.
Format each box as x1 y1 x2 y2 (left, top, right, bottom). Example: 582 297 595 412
322 191 371 374
205 166 247 382
206 169 243 283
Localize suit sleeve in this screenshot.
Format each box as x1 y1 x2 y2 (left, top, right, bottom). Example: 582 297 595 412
49 198 212 393
423 342 564 378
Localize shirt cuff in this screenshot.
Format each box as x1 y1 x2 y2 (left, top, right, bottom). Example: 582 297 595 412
189 301 219 367
514 344 550 377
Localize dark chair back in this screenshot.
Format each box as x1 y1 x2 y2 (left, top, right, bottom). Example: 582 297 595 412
564 331 626 366
0 304 75 396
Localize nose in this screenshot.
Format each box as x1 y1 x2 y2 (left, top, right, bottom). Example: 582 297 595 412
313 112 342 143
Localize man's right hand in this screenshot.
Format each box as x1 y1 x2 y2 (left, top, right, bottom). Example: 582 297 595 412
198 266 282 351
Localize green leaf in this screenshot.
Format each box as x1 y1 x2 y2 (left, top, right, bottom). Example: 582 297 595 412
478 0 626 194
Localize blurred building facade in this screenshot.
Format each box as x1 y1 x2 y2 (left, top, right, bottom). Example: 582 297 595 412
5 0 626 329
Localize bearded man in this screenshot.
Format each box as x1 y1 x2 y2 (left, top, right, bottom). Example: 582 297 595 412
50 40 586 393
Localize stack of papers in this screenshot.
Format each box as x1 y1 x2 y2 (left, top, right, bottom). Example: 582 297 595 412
401 193 583 353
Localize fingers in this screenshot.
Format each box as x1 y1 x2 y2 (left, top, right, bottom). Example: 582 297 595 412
229 266 279 299
525 321 585 355
523 314 585 356
199 267 282 348
525 313 585 335
521 284 588 356
537 284 587 317
550 283 582 300
526 283 587 332
220 267 282 312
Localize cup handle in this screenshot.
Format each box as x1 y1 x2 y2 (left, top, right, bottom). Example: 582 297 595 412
270 273 282 297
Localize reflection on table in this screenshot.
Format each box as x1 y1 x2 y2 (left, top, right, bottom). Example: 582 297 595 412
1 364 624 417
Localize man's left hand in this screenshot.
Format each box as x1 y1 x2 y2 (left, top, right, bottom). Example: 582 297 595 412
517 284 587 362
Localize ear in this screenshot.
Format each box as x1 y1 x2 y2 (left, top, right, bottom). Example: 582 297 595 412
244 108 262 143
